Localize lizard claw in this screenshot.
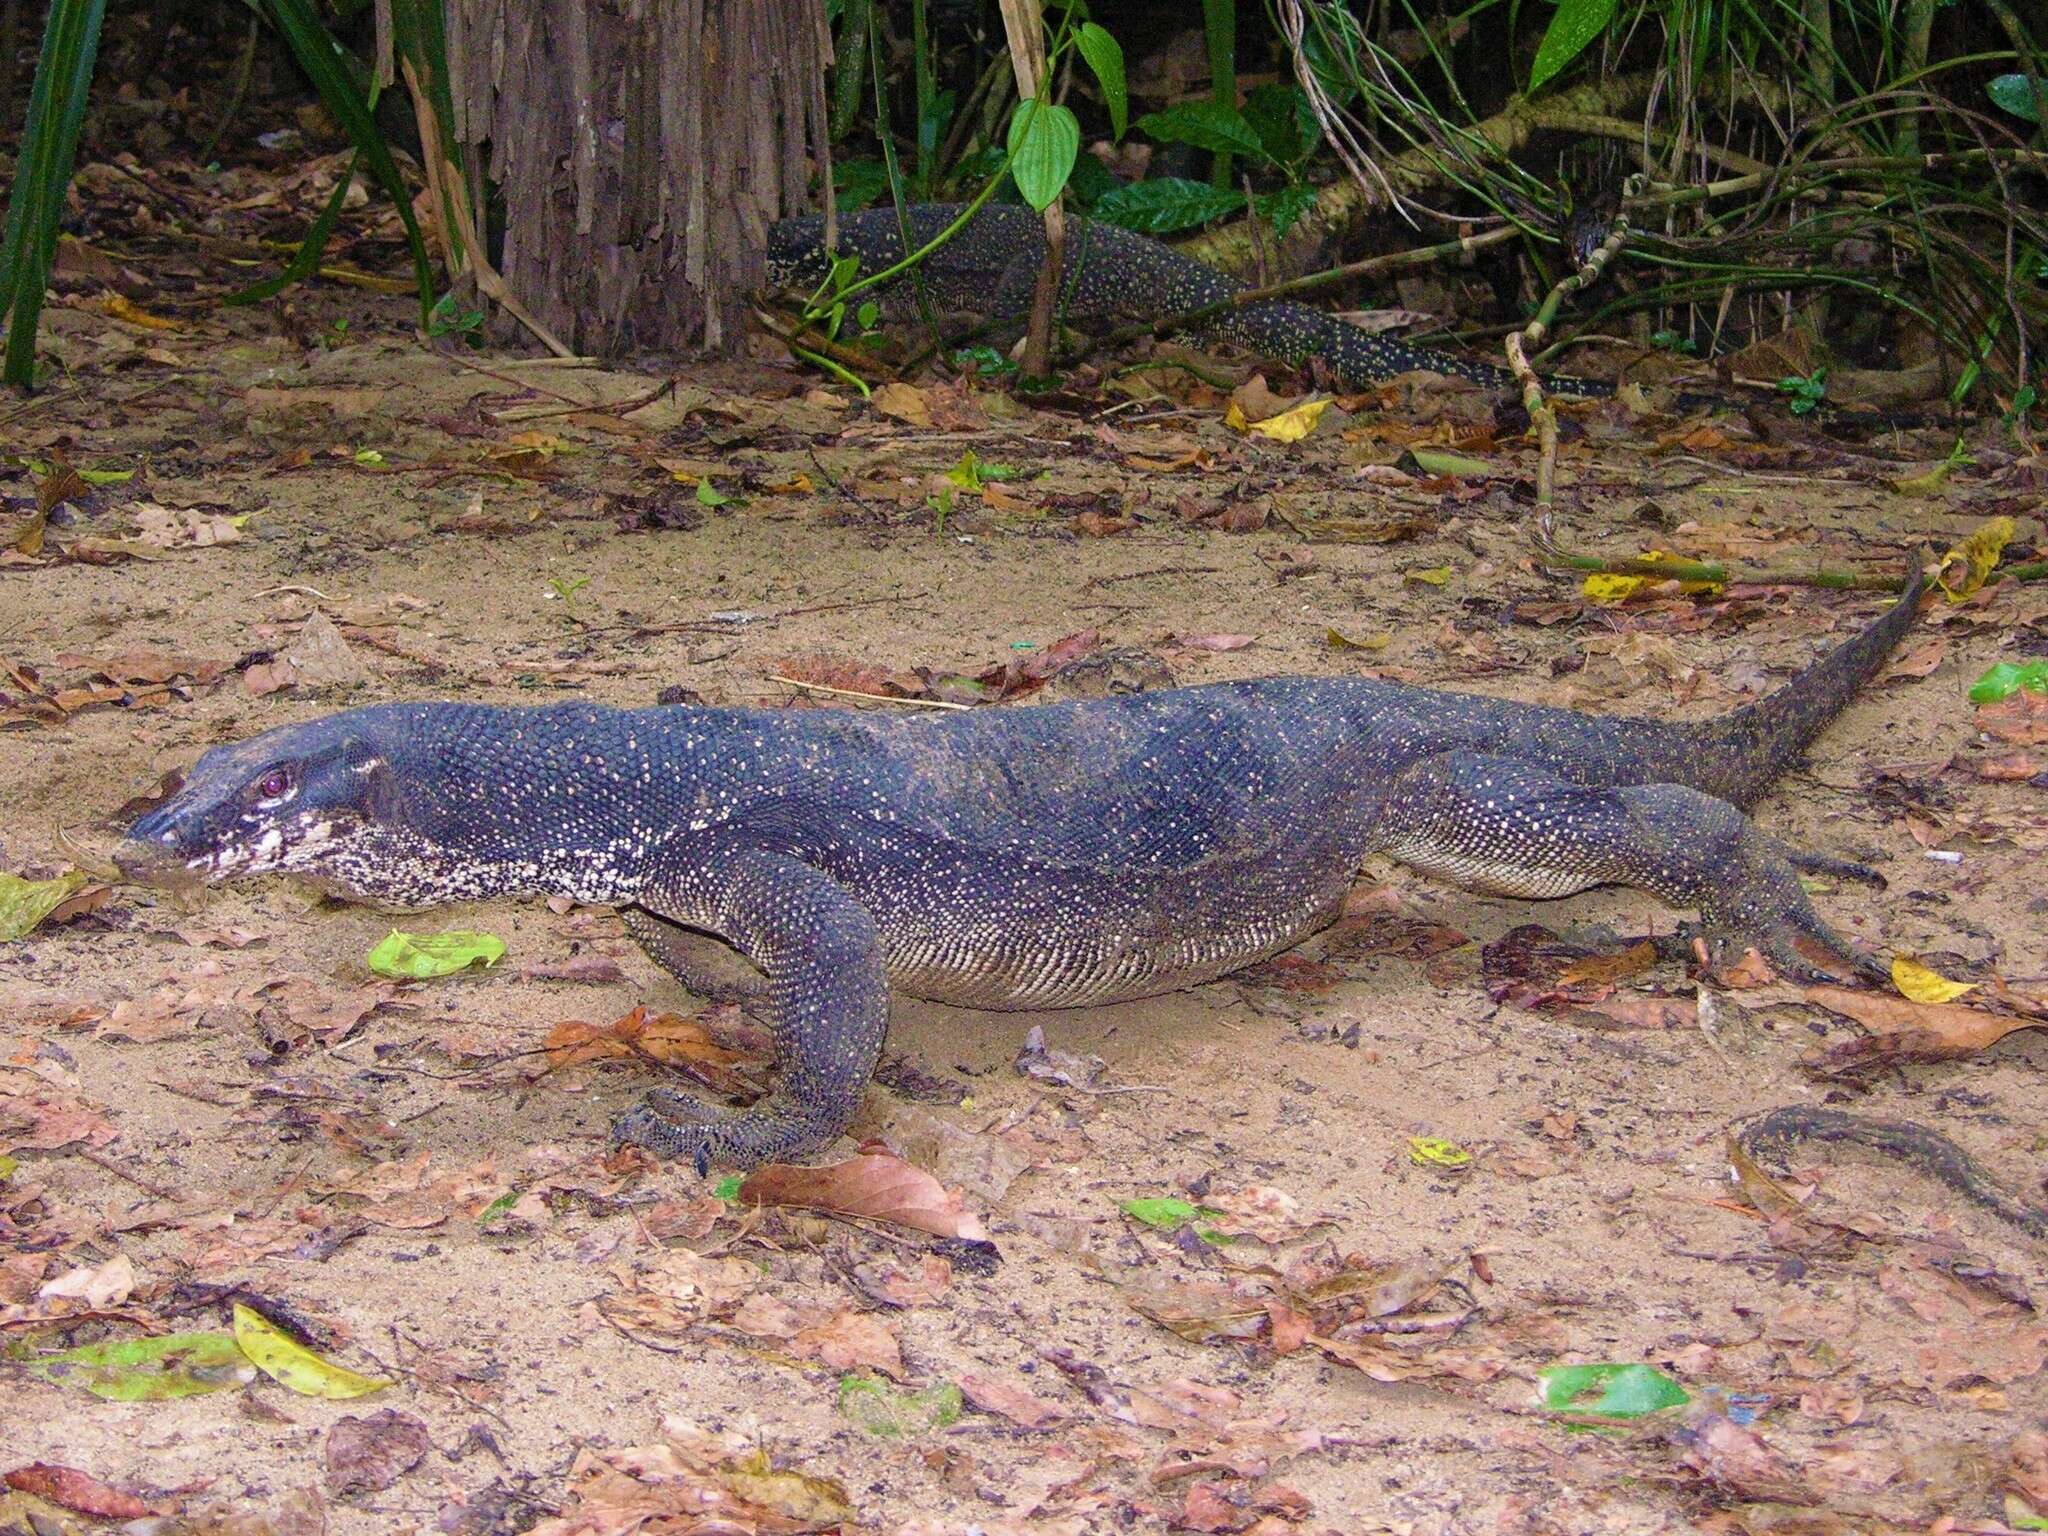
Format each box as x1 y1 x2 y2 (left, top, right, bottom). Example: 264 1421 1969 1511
611 1091 728 1177
1784 847 1887 889
1687 910 1886 987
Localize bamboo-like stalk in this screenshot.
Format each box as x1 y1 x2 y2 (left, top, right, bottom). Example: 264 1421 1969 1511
1534 517 2048 590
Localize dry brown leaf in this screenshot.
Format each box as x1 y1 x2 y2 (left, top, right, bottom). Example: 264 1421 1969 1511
2 1464 155 1520
790 1306 904 1378
960 1372 1068 1429
1801 982 2039 1058
1308 1332 1502 1383
737 1152 988 1240
870 381 933 428
541 1006 748 1071
1074 510 1135 538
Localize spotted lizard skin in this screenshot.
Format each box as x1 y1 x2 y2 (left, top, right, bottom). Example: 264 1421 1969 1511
121 568 1923 1171
768 202 1614 397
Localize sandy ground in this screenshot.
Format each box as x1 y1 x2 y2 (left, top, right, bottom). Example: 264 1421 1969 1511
3 290 2046 1535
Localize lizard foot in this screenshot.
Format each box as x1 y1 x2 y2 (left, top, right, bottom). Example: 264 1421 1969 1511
1687 903 1888 987
611 1087 846 1175
611 1090 731 1177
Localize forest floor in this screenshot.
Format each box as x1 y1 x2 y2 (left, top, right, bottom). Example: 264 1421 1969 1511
5 159 2048 1536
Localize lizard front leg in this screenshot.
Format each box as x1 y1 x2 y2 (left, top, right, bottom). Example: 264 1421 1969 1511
621 907 770 1007
1372 752 1885 981
611 847 889 1173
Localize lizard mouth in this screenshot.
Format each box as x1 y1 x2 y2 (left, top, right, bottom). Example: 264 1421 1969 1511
112 836 216 895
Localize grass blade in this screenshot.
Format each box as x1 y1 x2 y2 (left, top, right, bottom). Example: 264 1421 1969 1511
255 0 435 322
0 0 107 387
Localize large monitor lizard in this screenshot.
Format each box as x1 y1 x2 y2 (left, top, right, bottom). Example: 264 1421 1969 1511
768 202 1615 398
120 566 1923 1172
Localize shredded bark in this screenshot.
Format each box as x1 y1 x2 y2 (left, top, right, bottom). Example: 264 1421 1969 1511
443 0 831 355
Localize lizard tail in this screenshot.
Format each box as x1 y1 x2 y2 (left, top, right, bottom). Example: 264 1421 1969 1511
1688 557 1928 808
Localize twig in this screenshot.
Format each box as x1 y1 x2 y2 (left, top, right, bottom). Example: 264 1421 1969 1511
442 351 592 408
765 675 972 710
1511 177 1640 505
1534 516 1897 589
773 591 930 619
75 1145 179 1202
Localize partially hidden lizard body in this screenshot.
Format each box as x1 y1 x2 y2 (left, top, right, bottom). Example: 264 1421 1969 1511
121 567 1922 1171
767 203 1615 398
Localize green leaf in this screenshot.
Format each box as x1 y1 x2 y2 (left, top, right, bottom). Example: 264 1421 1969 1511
234 1302 391 1398
1988 72 2045 124
1968 660 2048 704
944 448 1018 490
1409 449 1494 478
1075 22 1128 140
711 1174 744 1201
0 870 88 942
365 928 505 979
1242 82 1318 166
832 158 891 213
1065 151 1121 210
1537 1362 1691 1417
950 344 1018 378
0 1153 15 1182
28 1331 252 1400
1122 1196 1208 1228
1406 1134 1472 1167
1136 101 1263 158
837 1374 962 1438
74 465 133 485
695 478 734 507
1007 101 1081 211
1254 184 1320 239
1092 177 1247 234
1528 0 1617 94
0 0 108 386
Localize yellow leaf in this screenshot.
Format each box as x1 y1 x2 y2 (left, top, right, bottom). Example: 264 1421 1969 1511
1891 955 1978 1004
1404 566 1453 587
1888 461 1956 496
1406 1136 1471 1169
1227 396 1332 443
100 293 182 331
232 1303 390 1399
1325 626 1390 651
1935 515 2013 602
764 473 815 494
1584 572 1647 602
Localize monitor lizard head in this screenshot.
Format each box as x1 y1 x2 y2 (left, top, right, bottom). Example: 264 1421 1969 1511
117 710 414 900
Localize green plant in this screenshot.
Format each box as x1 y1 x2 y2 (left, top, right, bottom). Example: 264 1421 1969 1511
788 7 1127 380
546 575 592 622
426 291 486 341
1777 366 1829 415
0 0 105 387
2 0 466 386
1093 83 1322 236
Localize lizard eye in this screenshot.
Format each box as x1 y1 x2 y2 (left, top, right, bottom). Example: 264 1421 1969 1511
254 766 294 801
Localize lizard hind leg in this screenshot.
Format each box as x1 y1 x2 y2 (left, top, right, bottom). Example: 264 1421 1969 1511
1373 752 1885 983
611 849 890 1174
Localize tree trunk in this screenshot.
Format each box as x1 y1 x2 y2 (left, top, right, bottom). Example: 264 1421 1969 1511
444 0 830 357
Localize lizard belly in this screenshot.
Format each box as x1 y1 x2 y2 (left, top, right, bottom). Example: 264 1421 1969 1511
863 855 1353 1010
